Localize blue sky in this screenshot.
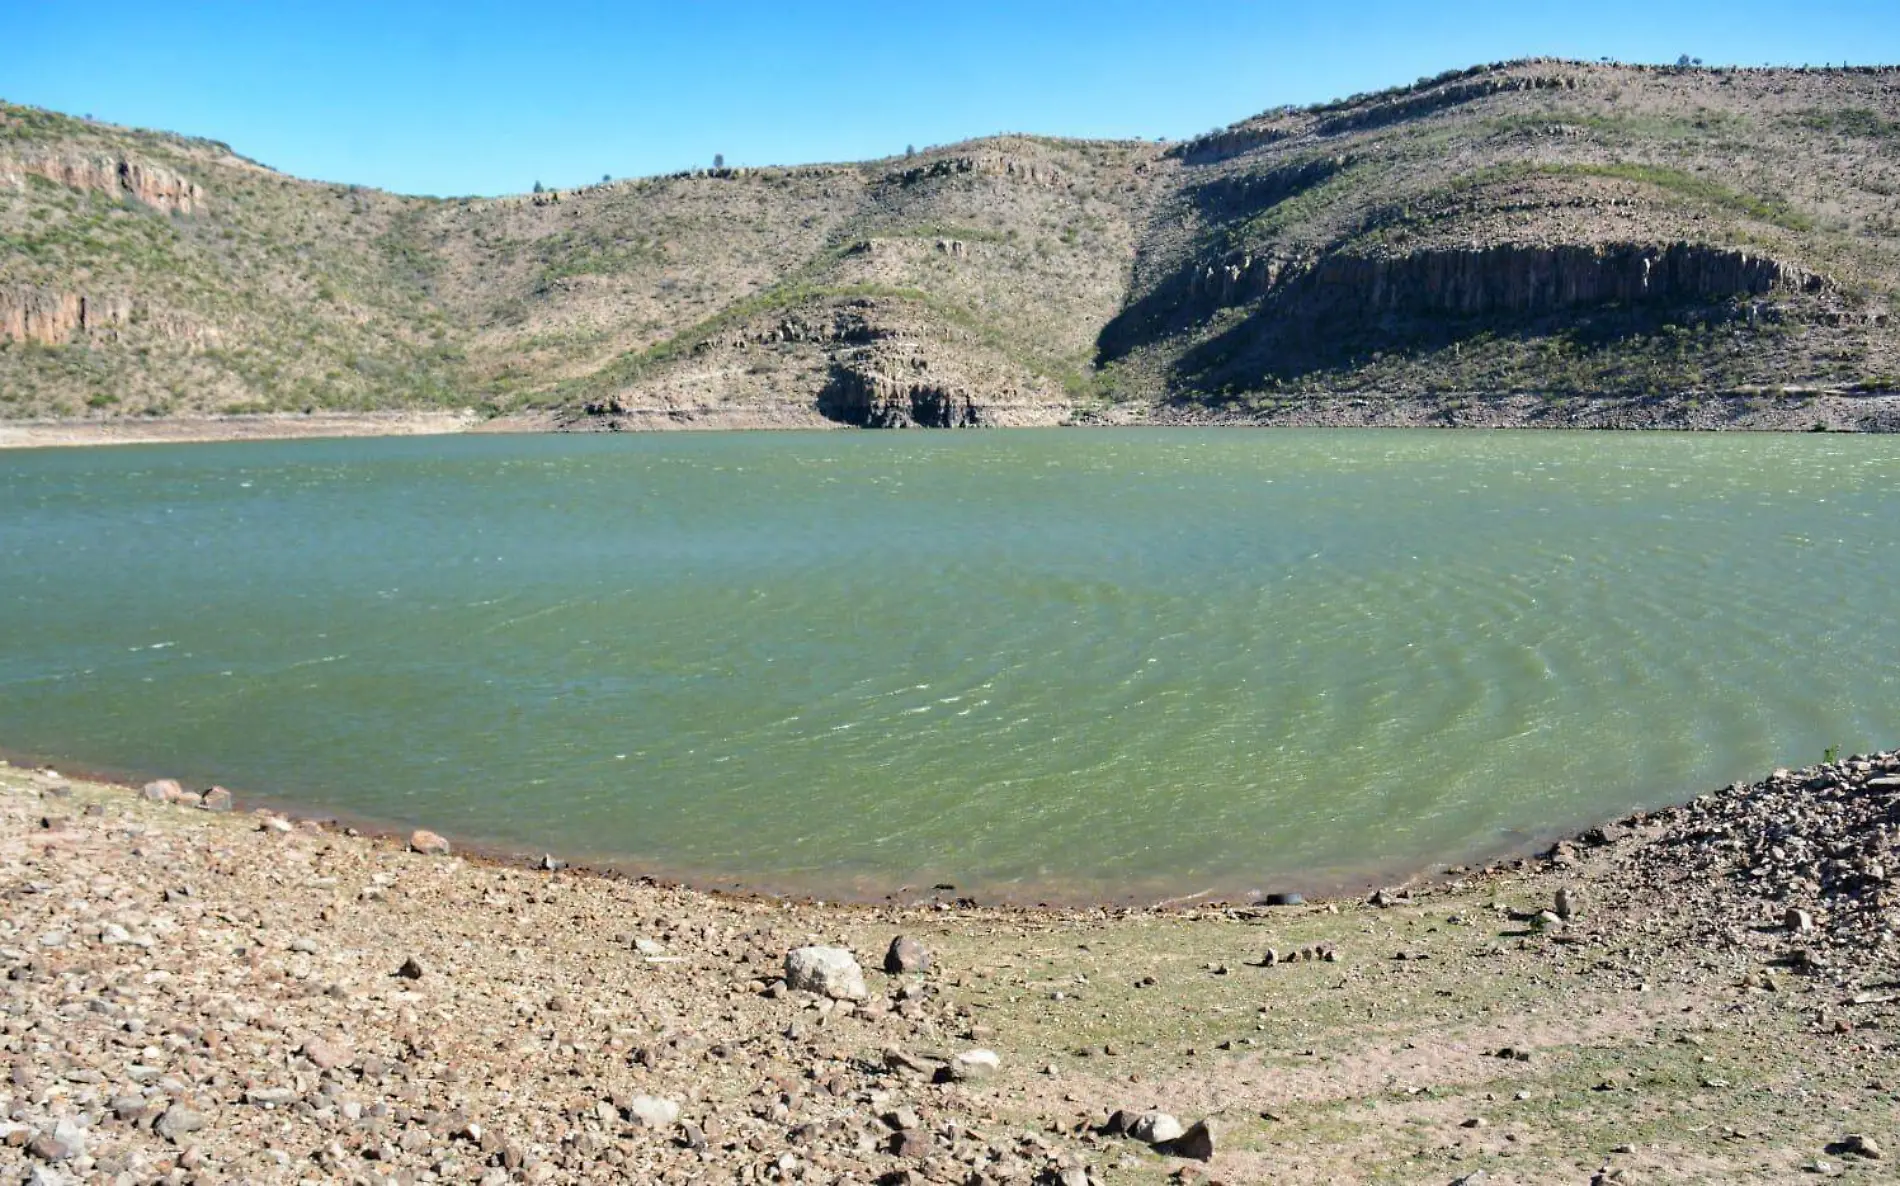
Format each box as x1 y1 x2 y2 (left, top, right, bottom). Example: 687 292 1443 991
5 1 1898 197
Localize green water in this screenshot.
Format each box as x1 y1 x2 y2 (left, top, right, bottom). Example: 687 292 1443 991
2 429 1896 900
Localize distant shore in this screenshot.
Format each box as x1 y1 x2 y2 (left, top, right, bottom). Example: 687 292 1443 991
4 391 1898 448
0 409 487 449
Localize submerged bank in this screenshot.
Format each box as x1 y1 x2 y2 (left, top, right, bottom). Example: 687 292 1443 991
2 747 1897 1183
4 390 1899 447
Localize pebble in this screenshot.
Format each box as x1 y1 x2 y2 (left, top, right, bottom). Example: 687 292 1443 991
885 935 932 974
199 786 233 812
155 1105 204 1142
948 1049 1000 1082
624 1095 681 1129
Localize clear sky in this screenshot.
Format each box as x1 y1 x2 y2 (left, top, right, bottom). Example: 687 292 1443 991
5 1 1898 198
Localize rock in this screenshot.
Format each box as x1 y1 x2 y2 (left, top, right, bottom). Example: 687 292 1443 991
889 1130 931 1157
244 1087 298 1106
784 946 868 1000
1262 891 1305 906
884 1107 921 1131
633 937 666 956
397 956 426 980
155 1105 205 1142
1785 906 1815 933
1554 886 1578 920
302 1037 354 1070
1841 1133 1883 1159
947 1049 1000 1082
27 1121 84 1162
142 779 183 803
409 829 452 856
1165 1119 1216 1161
1130 1112 1185 1144
885 935 932 973
1452 1173 1491 1186
198 786 233 812
624 1095 680 1129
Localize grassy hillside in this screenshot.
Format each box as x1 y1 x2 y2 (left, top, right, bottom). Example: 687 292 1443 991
4 59 1898 426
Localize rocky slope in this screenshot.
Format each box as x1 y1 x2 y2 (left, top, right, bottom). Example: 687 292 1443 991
4 59 1899 428
4 746 1899 1183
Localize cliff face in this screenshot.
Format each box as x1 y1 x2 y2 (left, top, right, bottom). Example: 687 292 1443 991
1186 243 1824 319
0 288 132 345
3 148 203 214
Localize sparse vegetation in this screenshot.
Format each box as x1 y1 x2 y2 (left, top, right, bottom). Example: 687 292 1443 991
3 60 1898 424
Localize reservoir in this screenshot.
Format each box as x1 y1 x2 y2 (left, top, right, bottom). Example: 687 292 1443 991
2 428 1896 901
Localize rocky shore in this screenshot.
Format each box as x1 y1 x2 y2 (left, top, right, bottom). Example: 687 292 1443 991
4 751 1899 1184
9 388 1900 449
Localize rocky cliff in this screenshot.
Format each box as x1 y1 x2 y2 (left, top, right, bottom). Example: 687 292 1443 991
3 147 203 213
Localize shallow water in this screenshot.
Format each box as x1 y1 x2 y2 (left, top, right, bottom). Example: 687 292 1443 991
2 428 1896 900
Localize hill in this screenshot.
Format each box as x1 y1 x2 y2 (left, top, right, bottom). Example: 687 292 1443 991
4 59 1899 429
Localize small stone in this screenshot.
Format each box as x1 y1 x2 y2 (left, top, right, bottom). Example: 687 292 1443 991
784 946 868 1000
27 1121 83 1162
1131 1112 1185 1144
885 935 932 974
947 1049 1000 1082
155 1105 205 1142
889 1129 930 1158
1554 886 1578 920
624 1095 680 1129
397 956 426 980
1168 1119 1216 1161
302 1037 354 1070
1262 947 1279 966
1262 892 1304 906
883 1108 921 1131
199 786 233 812
409 829 452 856
633 937 666 956
142 779 183 803
245 1087 298 1106
1840 1134 1882 1159
1785 906 1815 933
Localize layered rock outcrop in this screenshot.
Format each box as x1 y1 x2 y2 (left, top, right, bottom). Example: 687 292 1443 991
1189 242 1825 319
3 148 202 213
0 288 133 345
816 360 984 428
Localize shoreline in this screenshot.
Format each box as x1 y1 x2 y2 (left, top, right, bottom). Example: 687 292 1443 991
4 389 1898 448
4 746 1897 1181
0 740 1662 912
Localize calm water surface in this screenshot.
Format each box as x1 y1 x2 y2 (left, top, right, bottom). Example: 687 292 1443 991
2 429 1896 900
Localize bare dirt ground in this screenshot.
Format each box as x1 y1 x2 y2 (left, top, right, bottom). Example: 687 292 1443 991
0 412 483 450
3 749 1897 1185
